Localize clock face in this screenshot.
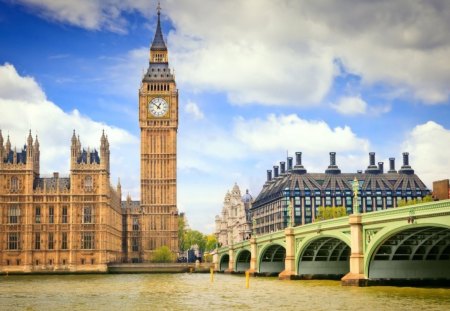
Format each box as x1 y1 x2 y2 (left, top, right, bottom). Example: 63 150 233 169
148 97 169 117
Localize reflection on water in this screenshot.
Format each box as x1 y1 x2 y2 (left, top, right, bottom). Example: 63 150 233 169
1 273 449 311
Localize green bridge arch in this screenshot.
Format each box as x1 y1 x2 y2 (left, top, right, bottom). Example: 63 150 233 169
258 243 286 275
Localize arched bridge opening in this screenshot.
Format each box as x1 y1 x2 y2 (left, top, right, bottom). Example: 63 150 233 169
235 250 251 273
369 226 450 280
219 254 229 272
259 244 286 275
298 237 350 279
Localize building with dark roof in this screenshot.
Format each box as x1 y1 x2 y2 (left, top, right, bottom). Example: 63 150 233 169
0 130 123 273
250 151 430 235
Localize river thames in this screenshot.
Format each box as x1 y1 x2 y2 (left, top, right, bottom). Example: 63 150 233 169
1 273 449 311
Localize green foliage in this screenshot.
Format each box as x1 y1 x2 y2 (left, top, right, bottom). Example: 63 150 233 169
152 245 175 263
398 195 433 207
183 230 206 252
316 206 347 221
204 234 218 252
178 216 186 251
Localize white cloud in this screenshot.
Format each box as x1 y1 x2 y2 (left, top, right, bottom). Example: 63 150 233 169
331 96 367 115
331 96 391 116
0 63 139 197
402 121 450 188
15 0 450 105
184 101 204 120
234 113 369 154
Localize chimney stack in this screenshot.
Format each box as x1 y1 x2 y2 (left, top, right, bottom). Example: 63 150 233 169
403 152 409 166
388 157 396 173
325 152 341 174
294 151 307 173
273 166 279 178
287 157 293 171
280 161 286 174
399 152 414 174
365 152 379 173
267 170 272 182
378 162 384 174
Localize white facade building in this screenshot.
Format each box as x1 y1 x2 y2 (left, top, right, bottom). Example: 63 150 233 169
215 183 253 246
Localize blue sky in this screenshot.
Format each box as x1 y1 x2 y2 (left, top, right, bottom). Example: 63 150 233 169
1 0 449 233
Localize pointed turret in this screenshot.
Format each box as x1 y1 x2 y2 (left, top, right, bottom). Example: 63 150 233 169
13 147 17 164
34 134 40 175
100 131 110 173
27 130 33 158
149 2 168 63
5 135 11 155
71 130 78 162
0 129 4 159
151 2 167 52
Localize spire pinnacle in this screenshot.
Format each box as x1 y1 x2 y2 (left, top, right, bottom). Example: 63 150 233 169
151 1 167 51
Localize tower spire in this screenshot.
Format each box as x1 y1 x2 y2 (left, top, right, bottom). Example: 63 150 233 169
150 1 167 52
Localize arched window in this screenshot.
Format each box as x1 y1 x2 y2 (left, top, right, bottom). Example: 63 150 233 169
84 176 93 192
11 176 18 192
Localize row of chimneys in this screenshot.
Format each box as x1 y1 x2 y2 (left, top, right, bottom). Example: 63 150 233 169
266 152 413 182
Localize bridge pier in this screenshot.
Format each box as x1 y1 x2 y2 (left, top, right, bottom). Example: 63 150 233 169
279 228 296 280
224 247 235 274
246 237 258 276
341 215 368 286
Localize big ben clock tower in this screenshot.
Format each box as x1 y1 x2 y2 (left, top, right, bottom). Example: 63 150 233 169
139 4 178 257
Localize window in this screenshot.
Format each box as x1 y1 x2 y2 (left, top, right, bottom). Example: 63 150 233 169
61 232 68 250
83 206 92 223
49 206 54 224
35 233 41 250
8 232 20 250
132 237 139 252
325 197 331 206
376 196 383 208
132 217 139 231
48 232 54 250
386 197 393 208
8 206 20 223
62 206 68 223
315 197 321 207
11 176 19 191
81 232 94 249
336 197 342 206
84 176 93 191
35 206 41 223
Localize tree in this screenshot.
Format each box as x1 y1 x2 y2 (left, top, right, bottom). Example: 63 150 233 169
204 234 218 252
183 230 206 252
178 215 186 251
152 246 175 263
316 206 347 221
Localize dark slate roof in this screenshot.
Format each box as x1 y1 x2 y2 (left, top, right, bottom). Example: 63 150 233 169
252 170 429 209
3 146 27 164
77 149 100 164
34 177 70 191
150 12 167 51
142 62 175 82
121 200 141 209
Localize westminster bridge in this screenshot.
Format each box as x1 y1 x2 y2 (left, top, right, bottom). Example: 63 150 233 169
213 200 450 286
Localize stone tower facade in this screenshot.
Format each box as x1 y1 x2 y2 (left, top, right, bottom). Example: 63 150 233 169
215 184 253 247
138 5 179 258
0 130 123 273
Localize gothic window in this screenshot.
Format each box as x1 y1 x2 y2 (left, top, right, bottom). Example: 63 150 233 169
34 233 41 250
61 232 68 250
81 232 94 249
8 206 20 223
11 176 18 191
49 206 54 224
84 176 93 192
48 232 54 250
62 206 68 223
83 206 93 223
132 237 139 252
35 206 41 223
8 232 20 250
132 217 139 231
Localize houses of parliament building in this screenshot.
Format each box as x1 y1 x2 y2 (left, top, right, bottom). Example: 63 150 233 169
0 7 179 273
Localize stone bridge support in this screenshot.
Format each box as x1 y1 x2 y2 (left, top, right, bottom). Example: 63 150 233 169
247 237 258 275
279 228 296 280
225 247 235 274
341 215 367 286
